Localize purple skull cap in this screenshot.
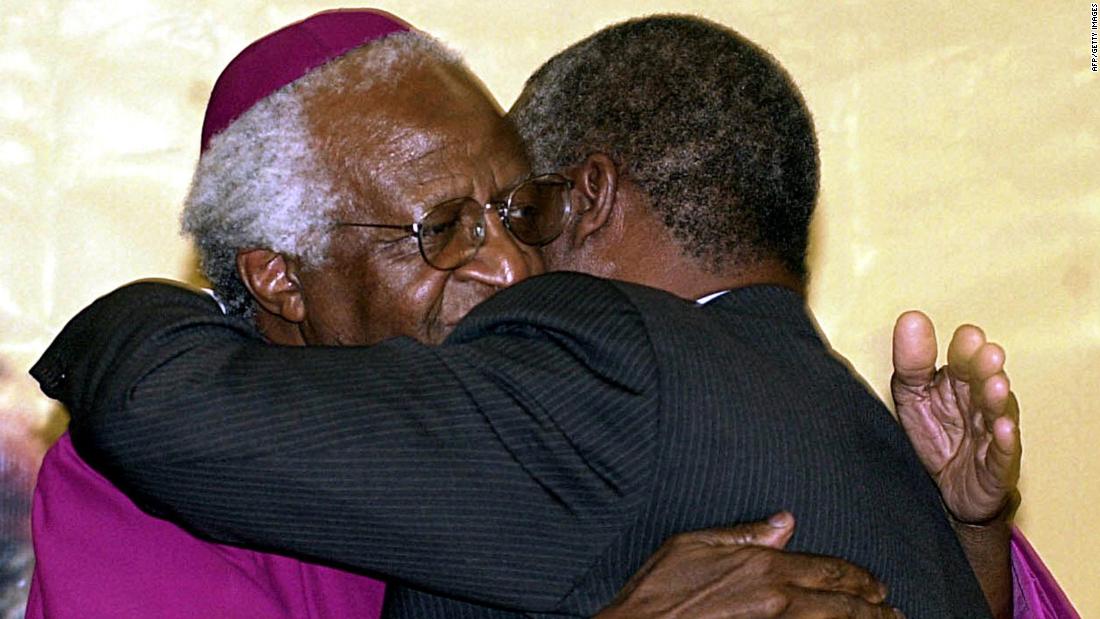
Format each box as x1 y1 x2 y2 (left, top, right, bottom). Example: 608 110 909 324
200 8 411 153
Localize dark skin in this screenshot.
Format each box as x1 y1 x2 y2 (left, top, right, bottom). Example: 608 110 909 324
598 513 901 619
237 58 1015 617
242 60 541 348
891 314 1019 618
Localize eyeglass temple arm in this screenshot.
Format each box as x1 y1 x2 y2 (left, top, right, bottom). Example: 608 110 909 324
332 222 420 233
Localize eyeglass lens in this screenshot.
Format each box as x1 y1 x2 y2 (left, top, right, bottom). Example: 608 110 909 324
504 176 570 246
417 175 571 270
419 198 486 270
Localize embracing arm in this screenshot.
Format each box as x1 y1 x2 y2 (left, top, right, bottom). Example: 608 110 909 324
32 277 660 611
596 513 903 619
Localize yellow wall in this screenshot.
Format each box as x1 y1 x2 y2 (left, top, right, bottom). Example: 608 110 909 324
1 0 1095 612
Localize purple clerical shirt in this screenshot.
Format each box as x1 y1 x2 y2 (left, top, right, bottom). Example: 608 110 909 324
1011 529 1079 618
26 433 386 618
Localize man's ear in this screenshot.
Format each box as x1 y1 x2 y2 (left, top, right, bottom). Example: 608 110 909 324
569 152 619 247
236 249 305 323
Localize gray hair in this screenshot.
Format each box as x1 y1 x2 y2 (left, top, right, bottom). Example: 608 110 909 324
182 31 461 316
508 15 819 278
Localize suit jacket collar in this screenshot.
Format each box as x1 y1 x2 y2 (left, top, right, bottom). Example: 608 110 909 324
703 285 819 337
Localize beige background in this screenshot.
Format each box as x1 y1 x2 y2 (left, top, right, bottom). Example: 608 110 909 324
1 0 1095 614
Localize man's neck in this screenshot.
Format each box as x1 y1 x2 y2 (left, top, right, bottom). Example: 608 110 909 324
620 257 806 302
579 196 806 301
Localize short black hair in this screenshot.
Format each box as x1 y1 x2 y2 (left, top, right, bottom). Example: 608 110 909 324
509 15 819 277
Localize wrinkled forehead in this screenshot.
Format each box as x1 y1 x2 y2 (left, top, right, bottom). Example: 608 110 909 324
301 59 529 221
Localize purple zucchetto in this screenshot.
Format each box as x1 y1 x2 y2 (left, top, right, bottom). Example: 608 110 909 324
200 8 411 153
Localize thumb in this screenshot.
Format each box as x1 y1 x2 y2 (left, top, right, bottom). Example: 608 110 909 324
892 311 938 389
700 512 796 549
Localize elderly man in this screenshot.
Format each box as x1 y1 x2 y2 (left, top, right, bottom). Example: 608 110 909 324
33 10 1044 619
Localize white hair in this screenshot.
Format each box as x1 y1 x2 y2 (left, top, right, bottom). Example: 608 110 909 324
181 31 462 316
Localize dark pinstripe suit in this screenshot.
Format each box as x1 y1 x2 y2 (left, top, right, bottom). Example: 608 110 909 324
34 273 990 618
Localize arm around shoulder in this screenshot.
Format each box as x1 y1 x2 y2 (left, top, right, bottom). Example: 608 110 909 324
31 274 665 611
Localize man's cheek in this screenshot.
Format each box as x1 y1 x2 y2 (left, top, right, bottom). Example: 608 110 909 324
524 246 547 277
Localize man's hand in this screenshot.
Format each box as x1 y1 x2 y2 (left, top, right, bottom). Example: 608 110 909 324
595 513 903 619
891 312 1019 617
891 311 1020 524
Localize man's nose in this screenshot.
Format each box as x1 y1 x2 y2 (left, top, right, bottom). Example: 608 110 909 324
452 210 534 288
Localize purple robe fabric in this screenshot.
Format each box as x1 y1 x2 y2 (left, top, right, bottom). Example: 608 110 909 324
26 433 386 618
1012 528 1078 618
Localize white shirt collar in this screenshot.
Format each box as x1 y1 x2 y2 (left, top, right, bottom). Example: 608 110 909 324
202 288 229 315
695 290 730 305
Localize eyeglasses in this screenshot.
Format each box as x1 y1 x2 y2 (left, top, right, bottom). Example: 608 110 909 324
332 173 573 270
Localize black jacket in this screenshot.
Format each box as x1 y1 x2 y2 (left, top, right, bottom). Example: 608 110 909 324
33 273 990 618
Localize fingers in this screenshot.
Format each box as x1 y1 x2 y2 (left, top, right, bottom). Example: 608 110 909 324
783 589 905 618
997 391 1021 436
988 397 1022 485
892 311 938 388
978 367 1010 408
779 553 889 604
970 341 1005 382
664 520 888 603
946 324 986 381
969 342 1015 425
949 327 1012 419
978 368 1014 428
953 329 1021 489
684 513 796 550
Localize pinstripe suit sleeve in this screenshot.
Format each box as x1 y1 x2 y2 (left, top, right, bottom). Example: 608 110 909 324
32 274 660 612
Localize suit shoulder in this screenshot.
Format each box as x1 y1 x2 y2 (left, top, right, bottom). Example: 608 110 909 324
445 274 663 391
485 271 632 308
450 272 643 338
